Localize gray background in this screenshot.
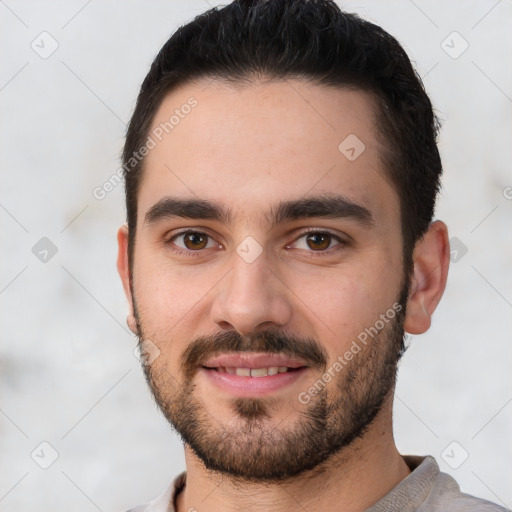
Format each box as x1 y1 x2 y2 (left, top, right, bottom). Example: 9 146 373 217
0 0 511 510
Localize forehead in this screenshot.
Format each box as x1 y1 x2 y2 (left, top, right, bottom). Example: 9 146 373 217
137 78 399 231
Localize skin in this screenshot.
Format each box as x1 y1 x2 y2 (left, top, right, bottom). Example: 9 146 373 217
117 78 450 512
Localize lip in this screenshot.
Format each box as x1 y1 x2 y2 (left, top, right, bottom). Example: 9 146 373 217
202 352 308 370
200 366 309 397
200 352 310 397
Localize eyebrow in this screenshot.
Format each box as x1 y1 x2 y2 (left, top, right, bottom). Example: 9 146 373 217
144 194 375 229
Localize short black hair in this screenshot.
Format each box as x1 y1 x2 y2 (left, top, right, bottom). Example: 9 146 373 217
122 0 442 278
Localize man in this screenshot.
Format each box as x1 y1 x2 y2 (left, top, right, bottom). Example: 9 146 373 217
116 1 506 511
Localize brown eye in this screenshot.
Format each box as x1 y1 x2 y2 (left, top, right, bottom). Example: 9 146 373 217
306 233 332 251
182 232 209 250
288 230 345 256
168 230 217 254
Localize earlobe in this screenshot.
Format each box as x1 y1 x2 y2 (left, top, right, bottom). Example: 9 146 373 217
126 314 139 335
117 225 139 335
403 220 450 335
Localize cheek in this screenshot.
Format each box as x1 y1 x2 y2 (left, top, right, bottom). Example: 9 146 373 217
132 251 217 337
293 261 398 353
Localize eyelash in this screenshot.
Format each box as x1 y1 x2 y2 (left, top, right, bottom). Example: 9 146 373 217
165 228 347 258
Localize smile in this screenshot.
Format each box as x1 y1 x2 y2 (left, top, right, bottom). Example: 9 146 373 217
205 366 303 377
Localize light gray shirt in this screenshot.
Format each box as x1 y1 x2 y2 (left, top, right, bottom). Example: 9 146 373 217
124 455 509 512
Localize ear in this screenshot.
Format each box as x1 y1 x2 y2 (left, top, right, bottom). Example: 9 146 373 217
403 220 450 335
117 225 138 335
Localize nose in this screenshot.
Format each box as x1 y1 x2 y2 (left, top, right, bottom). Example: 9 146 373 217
210 251 293 336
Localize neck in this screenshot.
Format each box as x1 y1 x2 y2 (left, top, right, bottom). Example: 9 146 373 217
175 398 410 512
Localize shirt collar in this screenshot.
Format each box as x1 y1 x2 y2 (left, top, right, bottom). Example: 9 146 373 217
158 455 438 512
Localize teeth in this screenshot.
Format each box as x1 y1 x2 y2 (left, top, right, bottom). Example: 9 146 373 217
220 366 290 377
250 368 268 377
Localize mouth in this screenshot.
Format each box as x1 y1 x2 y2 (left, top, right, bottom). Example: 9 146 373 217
200 353 310 396
202 366 306 377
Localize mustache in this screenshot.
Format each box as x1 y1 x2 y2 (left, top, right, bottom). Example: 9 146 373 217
180 329 328 380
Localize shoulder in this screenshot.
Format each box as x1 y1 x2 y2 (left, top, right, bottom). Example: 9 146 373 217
368 455 509 512
120 470 186 512
409 456 509 512
426 470 509 512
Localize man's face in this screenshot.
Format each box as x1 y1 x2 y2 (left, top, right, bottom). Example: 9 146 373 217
126 79 408 481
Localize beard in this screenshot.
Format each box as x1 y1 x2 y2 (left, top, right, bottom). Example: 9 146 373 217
133 280 409 484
